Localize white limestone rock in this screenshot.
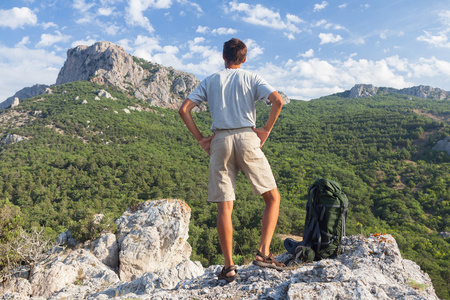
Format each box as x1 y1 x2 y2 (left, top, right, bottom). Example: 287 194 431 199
29 249 119 298
115 199 192 281
91 232 119 270
432 136 450 156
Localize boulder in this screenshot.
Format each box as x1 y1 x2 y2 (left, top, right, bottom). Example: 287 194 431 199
432 136 450 156
115 199 192 281
29 249 119 298
91 232 119 269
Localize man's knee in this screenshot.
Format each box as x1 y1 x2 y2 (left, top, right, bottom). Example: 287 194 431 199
262 188 280 204
217 201 234 216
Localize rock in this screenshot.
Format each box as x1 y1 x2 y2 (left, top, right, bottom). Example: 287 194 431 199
439 232 450 238
29 249 119 298
81 100 88 104
11 97 20 108
122 108 130 114
56 41 200 110
94 260 204 298
91 232 119 269
2 134 28 145
56 230 77 247
97 89 116 100
349 84 450 99
0 84 50 110
44 88 53 94
115 199 192 281
432 136 450 156
2 278 32 296
1 201 439 300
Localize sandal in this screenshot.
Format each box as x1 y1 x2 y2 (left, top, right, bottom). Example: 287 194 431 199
252 250 287 271
217 265 239 283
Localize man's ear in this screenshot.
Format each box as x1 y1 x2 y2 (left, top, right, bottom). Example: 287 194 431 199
242 56 247 64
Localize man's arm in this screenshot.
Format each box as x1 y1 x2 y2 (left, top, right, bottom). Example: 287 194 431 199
252 91 283 147
178 98 214 155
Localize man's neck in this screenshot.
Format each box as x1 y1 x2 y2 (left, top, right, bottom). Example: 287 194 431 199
224 62 241 69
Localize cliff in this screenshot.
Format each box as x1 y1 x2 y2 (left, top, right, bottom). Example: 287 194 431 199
349 84 450 100
1 199 439 300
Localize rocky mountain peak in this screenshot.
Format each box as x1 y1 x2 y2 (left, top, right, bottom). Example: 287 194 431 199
349 84 450 100
56 41 200 110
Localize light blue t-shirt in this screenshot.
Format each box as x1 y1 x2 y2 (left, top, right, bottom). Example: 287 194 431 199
188 68 276 131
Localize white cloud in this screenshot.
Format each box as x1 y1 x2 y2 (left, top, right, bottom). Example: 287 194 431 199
319 33 343 44
417 30 450 48
211 27 238 35
299 49 314 58
42 22 58 30
0 46 64 101
314 1 328 12
339 3 348 8
125 0 174 32
244 39 264 61
37 31 71 48
196 25 209 34
286 14 304 24
196 26 237 36
98 7 114 16
0 7 38 29
15 36 31 47
73 0 95 13
71 38 97 47
250 54 450 100
227 1 301 39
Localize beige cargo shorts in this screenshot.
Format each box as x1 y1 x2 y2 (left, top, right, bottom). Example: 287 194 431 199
208 127 277 202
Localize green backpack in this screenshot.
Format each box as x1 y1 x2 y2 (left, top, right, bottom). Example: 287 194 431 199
284 178 349 262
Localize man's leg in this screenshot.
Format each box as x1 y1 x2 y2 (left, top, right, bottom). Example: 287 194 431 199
217 201 236 277
257 187 280 258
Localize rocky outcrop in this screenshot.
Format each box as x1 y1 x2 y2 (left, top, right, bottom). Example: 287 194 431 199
0 200 439 300
0 84 50 110
2 133 28 145
56 41 200 110
116 199 192 281
432 136 450 156
349 84 450 100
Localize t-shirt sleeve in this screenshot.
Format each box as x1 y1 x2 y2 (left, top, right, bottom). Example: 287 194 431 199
187 79 208 106
254 75 276 102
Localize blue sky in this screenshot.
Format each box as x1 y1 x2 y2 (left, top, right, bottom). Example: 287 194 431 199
1 0 450 102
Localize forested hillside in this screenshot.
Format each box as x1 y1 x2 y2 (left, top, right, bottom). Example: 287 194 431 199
0 81 449 298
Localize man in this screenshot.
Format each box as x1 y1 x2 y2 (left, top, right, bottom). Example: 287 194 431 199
178 38 285 282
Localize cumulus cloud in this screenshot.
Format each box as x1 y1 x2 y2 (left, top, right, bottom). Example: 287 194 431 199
125 0 173 32
244 39 264 61
211 27 238 35
0 45 64 101
299 49 314 58
36 31 71 47
42 22 58 30
227 1 301 39
314 1 328 12
0 7 38 29
319 32 343 44
251 54 450 100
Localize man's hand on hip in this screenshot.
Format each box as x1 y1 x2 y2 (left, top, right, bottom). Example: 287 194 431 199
252 127 270 148
198 134 215 155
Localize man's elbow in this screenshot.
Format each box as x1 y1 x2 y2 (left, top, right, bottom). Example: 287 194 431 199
270 92 283 108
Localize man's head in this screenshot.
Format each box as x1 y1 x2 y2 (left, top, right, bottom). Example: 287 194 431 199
223 38 247 65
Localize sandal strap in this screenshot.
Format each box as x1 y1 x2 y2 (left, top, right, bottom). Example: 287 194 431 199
256 250 286 267
221 265 237 275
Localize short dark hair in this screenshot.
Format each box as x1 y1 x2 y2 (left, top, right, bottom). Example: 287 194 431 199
223 38 247 65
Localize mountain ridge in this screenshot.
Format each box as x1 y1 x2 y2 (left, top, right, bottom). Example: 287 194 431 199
348 83 450 100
